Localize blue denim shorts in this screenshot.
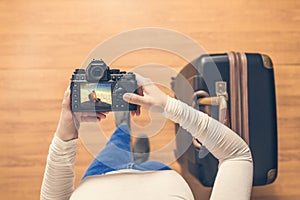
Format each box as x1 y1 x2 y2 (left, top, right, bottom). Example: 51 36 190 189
82 125 171 180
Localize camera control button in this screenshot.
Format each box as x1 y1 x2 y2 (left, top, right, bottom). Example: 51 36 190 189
115 88 125 93
76 69 85 74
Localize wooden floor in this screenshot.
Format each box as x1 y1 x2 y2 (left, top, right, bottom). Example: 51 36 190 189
1 0 300 199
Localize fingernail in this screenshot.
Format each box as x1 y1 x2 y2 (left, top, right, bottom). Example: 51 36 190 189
123 93 130 101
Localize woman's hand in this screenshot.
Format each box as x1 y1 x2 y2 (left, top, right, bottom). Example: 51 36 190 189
123 74 168 113
55 87 107 141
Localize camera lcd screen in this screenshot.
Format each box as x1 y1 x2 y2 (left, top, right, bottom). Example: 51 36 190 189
80 83 112 110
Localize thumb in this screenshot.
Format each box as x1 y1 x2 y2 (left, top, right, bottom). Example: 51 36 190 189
123 93 145 106
62 88 71 110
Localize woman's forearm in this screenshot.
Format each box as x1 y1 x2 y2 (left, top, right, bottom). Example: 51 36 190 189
163 96 253 200
40 135 78 200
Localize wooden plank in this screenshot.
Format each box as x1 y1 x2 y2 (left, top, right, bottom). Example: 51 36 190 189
0 0 300 199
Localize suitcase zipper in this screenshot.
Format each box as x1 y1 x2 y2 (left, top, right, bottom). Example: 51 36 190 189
228 52 250 145
238 52 250 145
228 52 241 135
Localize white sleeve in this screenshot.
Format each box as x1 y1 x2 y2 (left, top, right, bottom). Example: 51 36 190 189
163 96 253 200
40 135 78 200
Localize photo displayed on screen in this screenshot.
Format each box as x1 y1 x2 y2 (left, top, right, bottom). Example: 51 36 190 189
80 83 112 110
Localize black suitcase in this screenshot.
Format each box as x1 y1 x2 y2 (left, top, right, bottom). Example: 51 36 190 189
172 52 278 186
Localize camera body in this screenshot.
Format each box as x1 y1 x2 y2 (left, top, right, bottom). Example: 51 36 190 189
70 59 138 112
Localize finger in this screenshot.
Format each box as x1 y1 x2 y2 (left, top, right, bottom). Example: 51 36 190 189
96 112 106 119
133 73 144 86
123 93 145 106
62 87 71 109
134 73 153 87
81 116 99 122
64 87 70 97
137 86 144 96
98 111 109 115
81 112 94 117
81 112 106 119
135 105 141 116
130 111 135 117
130 103 140 116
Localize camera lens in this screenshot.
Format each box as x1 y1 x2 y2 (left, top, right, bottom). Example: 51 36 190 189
86 60 108 82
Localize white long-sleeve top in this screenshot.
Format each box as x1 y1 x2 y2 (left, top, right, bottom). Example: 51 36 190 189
41 96 253 200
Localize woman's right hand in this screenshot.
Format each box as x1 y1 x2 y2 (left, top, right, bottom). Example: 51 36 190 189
123 74 168 113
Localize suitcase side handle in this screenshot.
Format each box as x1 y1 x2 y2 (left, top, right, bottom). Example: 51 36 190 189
196 81 230 128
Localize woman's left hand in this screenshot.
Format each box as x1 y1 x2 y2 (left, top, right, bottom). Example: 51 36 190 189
55 87 107 141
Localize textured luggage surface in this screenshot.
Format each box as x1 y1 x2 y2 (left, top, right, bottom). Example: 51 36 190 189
172 52 278 186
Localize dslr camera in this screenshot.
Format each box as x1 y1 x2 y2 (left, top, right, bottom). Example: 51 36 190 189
70 59 138 112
